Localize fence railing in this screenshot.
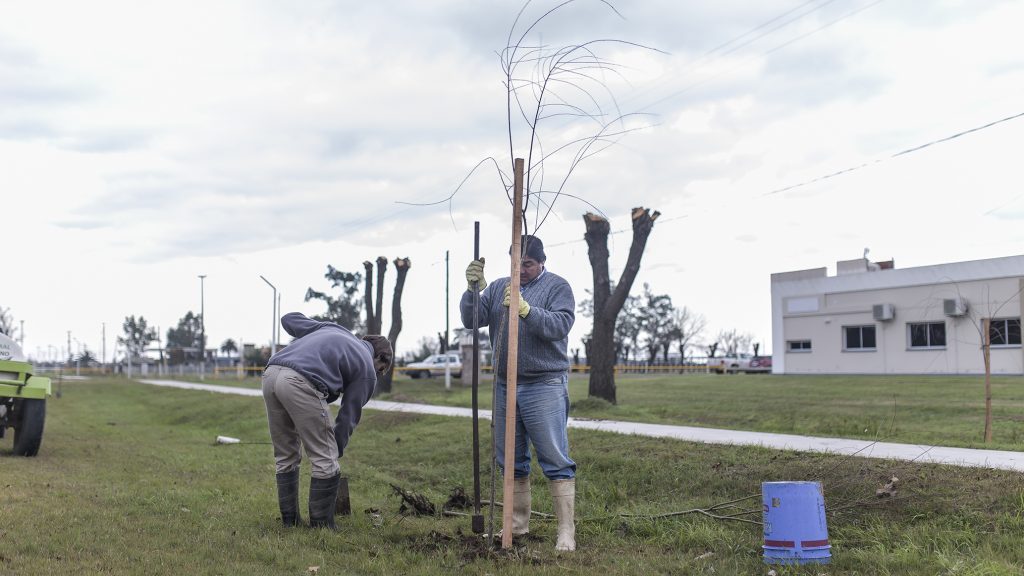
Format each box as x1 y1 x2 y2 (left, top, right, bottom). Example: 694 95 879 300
35 362 723 379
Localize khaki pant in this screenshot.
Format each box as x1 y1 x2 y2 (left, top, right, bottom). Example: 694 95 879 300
262 365 340 478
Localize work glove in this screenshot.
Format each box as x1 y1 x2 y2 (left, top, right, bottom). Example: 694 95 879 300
503 284 531 318
466 258 487 292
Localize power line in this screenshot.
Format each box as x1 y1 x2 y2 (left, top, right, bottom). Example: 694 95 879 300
764 110 1024 197
634 0 886 114
545 110 1024 249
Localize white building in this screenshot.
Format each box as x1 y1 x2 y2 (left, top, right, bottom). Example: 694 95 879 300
771 255 1024 375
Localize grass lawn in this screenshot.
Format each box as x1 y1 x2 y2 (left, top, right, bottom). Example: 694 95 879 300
164 370 1024 449
2 378 1023 575
360 372 1024 452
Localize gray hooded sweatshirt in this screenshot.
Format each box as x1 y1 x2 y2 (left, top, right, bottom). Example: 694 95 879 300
460 270 575 384
267 312 376 457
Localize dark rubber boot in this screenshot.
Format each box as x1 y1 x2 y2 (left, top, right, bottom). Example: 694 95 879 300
309 473 341 530
276 469 301 527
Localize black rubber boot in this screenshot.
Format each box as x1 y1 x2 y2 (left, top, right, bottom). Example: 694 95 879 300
309 473 341 530
276 469 301 527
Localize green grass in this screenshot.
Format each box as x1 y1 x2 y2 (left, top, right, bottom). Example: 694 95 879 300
2 378 1023 575
359 372 1024 451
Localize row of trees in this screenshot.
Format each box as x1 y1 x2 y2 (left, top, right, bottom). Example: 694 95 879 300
116 313 241 367
578 283 708 365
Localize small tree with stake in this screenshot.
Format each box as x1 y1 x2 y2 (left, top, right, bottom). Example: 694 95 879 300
404 0 663 547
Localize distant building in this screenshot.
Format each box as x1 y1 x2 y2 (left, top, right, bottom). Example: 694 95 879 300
771 255 1024 375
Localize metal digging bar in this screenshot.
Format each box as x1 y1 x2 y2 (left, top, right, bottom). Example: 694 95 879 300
471 221 484 534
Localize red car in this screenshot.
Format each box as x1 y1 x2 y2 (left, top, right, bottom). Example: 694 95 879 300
746 356 772 373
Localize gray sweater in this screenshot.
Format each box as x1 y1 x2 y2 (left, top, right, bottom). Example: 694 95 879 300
268 313 376 456
460 270 575 384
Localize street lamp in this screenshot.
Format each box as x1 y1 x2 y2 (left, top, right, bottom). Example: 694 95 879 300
199 274 207 380
260 275 278 355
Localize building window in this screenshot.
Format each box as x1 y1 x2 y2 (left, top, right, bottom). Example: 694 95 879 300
989 318 1022 346
787 340 812 352
908 322 946 349
843 325 876 350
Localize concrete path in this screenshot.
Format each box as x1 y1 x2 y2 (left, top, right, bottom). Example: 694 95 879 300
139 379 1024 473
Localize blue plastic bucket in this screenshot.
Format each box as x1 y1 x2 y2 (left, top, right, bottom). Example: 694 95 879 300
761 481 831 565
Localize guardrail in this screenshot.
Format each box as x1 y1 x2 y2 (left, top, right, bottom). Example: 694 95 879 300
36 363 723 378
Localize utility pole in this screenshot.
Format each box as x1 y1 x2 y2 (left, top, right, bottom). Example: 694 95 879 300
277 291 282 350
67 331 72 367
199 274 207 381
102 322 106 373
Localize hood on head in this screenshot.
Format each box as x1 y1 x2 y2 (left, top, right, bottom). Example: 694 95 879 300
280 312 331 338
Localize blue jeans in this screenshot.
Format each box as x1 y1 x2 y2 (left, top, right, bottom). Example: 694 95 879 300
493 374 576 480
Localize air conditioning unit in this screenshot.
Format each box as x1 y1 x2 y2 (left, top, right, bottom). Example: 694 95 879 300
943 297 968 317
872 303 895 321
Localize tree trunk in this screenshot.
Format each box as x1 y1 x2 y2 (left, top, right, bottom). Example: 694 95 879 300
584 207 660 404
362 261 377 334
374 256 388 335
378 257 411 394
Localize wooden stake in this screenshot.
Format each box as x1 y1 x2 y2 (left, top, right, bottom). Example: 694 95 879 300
501 158 525 549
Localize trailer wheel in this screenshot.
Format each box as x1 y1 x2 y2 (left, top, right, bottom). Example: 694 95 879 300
13 399 45 457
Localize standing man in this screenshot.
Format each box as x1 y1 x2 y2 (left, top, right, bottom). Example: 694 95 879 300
461 235 577 551
262 312 393 529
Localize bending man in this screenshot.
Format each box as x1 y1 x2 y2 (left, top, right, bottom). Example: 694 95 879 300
461 234 577 551
262 312 393 529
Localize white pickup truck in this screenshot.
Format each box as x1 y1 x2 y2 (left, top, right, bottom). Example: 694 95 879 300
405 353 462 379
709 353 752 374
709 353 771 374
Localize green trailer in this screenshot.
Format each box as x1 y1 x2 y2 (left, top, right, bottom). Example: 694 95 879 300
1 333 51 457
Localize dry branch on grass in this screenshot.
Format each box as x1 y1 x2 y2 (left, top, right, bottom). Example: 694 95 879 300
390 484 436 516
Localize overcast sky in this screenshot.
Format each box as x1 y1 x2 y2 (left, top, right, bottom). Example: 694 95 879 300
4 0 1023 363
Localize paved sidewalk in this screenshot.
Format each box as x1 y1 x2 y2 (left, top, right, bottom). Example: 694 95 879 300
139 379 1024 473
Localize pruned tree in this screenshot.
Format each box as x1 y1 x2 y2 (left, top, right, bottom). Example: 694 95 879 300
362 257 388 336
377 257 411 394
305 265 363 331
584 207 660 404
